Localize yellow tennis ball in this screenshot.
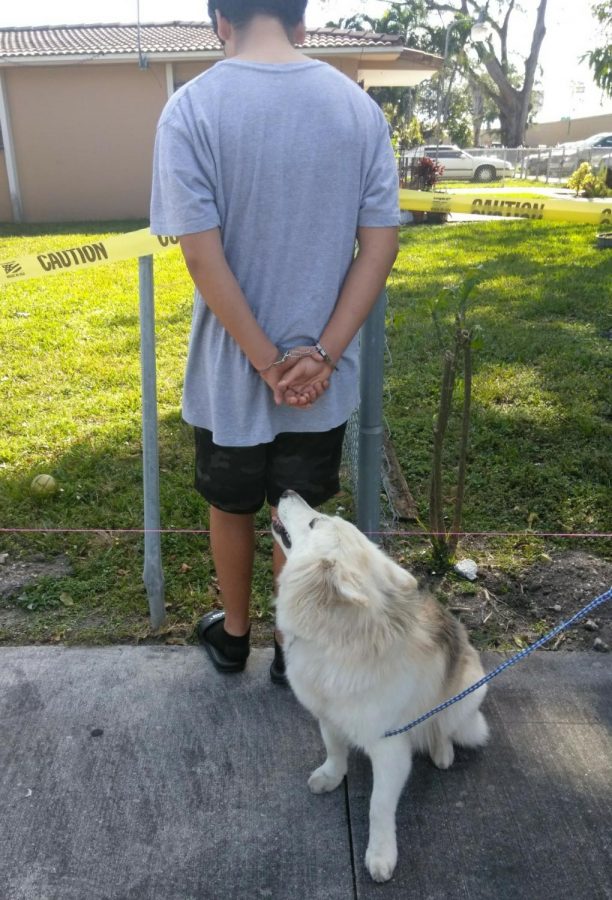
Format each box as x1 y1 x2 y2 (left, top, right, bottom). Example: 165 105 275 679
31 474 58 496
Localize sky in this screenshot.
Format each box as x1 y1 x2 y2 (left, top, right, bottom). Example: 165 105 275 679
1 0 610 123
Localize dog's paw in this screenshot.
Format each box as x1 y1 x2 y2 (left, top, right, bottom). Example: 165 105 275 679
365 844 397 882
430 739 454 770
308 765 345 794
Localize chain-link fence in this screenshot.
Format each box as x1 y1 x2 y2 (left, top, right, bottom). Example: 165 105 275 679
342 407 360 497
398 145 612 185
512 146 612 181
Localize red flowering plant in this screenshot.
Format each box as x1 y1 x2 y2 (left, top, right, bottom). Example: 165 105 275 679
410 155 445 190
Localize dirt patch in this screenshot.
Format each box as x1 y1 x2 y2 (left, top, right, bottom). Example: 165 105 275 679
436 550 611 653
0 549 609 653
0 554 72 600
0 607 31 630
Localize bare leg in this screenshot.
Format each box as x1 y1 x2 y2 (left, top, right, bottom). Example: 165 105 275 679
209 506 254 636
308 719 350 794
365 736 412 883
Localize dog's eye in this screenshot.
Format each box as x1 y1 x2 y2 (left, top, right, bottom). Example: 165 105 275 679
308 518 318 529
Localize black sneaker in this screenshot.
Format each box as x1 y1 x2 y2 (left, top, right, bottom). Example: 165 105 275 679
196 611 250 673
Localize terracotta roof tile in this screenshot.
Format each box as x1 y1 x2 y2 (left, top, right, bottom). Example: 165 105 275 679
0 22 404 59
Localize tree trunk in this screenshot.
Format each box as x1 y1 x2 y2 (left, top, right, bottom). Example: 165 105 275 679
498 95 523 146
518 0 548 143
479 0 547 146
469 76 484 146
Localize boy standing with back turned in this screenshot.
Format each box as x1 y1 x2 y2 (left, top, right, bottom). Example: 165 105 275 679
150 0 399 681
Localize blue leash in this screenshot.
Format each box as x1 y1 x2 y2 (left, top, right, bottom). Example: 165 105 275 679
383 585 612 739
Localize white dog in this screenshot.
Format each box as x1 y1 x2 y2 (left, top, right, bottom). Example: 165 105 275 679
272 491 489 883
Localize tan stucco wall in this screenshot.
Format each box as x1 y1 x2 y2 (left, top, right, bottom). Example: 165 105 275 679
328 58 359 80
1 53 366 223
173 60 214 87
3 63 169 222
0 151 12 222
525 113 612 147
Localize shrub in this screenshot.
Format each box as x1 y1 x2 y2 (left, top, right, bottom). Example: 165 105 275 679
567 161 611 198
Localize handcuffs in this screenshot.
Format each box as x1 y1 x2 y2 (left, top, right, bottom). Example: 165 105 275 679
257 342 337 374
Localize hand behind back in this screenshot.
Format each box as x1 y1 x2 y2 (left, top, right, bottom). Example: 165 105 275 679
259 346 333 409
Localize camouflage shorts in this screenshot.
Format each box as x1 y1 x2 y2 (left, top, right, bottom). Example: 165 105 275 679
193 423 347 514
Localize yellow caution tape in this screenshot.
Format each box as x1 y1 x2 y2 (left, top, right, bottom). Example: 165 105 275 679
1 190 610 287
0 228 178 287
400 189 612 226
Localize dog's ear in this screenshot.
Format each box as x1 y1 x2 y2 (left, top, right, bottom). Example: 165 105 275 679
314 555 368 606
336 581 370 606
328 559 371 607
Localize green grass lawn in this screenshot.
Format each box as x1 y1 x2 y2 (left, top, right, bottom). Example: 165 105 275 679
438 177 538 190
0 218 610 646
387 220 611 541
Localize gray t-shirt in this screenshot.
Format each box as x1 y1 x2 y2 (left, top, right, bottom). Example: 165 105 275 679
150 58 399 446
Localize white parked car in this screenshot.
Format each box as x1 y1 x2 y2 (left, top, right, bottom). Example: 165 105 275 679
402 145 515 182
525 132 612 176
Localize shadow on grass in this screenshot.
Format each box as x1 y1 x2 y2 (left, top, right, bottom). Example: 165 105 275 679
108 296 194 332
397 242 611 301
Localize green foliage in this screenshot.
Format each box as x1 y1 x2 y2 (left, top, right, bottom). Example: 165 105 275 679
385 106 420 153
585 45 612 94
447 117 472 147
388 114 425 153
583 2 612 95
429 267 483 349
406 116 424 147
567 162 611 198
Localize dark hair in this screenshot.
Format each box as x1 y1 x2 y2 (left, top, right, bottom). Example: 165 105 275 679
208 1 308 32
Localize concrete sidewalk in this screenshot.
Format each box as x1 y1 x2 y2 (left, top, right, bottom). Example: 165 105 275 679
1 646 610 900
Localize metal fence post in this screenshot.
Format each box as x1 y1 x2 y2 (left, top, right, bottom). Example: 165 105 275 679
357 288 387 543
138 255 166 628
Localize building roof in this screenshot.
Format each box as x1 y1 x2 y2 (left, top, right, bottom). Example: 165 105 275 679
0 22 405 60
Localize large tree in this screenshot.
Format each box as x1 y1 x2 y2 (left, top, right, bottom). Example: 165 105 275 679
329 1 547 146
584 1 612 94
328 1 548 146
416 0 548 146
